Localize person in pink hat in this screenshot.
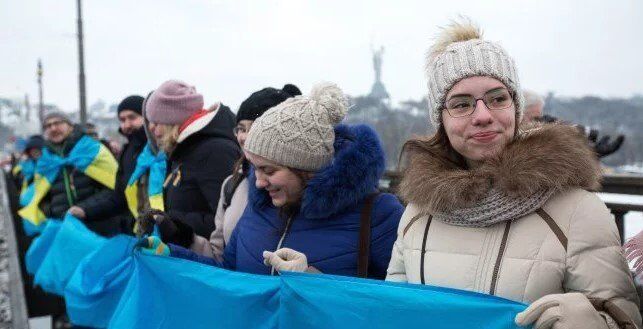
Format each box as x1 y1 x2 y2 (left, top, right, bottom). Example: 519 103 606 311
144 79 240 243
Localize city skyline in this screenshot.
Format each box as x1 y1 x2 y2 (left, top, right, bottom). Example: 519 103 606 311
2 0 642 114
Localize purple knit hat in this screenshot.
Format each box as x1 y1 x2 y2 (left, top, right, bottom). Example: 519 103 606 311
145 80 204 125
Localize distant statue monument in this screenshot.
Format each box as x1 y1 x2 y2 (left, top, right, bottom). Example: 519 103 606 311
373 46 384 82
369 46 389 100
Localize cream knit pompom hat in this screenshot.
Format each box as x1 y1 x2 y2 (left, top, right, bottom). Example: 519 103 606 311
244 82 348 171
426 18 523 127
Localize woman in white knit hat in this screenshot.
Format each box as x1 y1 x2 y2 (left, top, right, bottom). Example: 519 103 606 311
146 82 404 279
386 19 640 328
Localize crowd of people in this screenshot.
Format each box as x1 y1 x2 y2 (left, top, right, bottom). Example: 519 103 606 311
5 19 642 328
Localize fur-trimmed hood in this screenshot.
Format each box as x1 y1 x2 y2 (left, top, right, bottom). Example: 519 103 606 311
399 123 602 215
169 104 237 161
249 124 385 219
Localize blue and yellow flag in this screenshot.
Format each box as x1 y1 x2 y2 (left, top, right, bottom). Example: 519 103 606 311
124 143 167 220
15 159 37 207
12 161 23 176
18 135 117 235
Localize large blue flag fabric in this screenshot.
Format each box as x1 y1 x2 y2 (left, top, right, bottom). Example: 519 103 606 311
25 219 62 275
108 253 281 329
279 272 525 329
64 235 138 328
106 253 525 329
25 216 527 329
27 214 106 295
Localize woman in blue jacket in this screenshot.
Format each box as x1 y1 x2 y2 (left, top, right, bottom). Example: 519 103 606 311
143 82 403 279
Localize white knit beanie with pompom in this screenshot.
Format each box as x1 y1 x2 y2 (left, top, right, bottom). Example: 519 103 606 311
244 82 348 171
426 18 524 127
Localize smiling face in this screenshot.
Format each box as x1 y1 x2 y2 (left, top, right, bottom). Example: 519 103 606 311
246 152 310 207
441 76 517 163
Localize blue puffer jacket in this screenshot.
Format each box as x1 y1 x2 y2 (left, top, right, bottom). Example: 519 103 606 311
170 124 403 279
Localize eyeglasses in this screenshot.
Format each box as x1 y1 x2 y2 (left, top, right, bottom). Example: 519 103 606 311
43 120 66 130
444 88 514 118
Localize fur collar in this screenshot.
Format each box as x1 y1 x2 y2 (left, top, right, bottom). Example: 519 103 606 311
249 124 385 219
399 123 602 215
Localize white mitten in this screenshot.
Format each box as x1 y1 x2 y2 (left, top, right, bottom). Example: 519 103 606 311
262 248 308 273
515 293 608 329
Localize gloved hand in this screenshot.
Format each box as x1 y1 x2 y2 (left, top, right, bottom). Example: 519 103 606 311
136 236 170 256
67 206 86 219
515 293 608 329
262 248 308 273
624 230 643 276
136 209 194 247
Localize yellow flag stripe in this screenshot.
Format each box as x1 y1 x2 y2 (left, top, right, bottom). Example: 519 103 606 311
84 146 117 189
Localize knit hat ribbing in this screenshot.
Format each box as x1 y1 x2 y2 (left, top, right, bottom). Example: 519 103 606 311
145 80 204 125
43 111 73 126
117 95 144 116
236 84 301 123
244 82 347 171
426 20 523 127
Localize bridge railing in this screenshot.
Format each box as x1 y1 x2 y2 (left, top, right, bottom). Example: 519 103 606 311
0 173 29 328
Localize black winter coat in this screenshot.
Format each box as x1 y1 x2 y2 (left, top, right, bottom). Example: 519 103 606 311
165 105 240 239
42 126 119 236
82 127 148 232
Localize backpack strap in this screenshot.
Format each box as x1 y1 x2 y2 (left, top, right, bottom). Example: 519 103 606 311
535 208 568 252
222 175 244 211
357 193 379 278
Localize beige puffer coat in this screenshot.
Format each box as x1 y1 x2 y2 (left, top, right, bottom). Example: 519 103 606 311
387 124 641 328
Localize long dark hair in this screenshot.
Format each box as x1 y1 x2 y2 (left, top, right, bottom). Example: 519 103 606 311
399 124 468 172
231 154 250 183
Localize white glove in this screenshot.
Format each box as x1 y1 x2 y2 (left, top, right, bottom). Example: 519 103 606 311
262 248 308 273
515 293 608 329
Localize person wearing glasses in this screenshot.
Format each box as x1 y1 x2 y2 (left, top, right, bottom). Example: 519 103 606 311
386 19 641 328
141 83 403 279
149 84 301 261
35 112 120 237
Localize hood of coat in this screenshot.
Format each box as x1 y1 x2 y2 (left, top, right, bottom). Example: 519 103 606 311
169 103 238 160
249 124 386 219
142 90 160 155
399 123 602 215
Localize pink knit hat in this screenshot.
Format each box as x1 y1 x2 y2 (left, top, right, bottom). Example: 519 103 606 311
145 80 204 125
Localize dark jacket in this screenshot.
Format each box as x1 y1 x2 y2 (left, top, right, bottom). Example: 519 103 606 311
165 105 240 239
82 127 148 231
42 126 118 236
171 124 404 279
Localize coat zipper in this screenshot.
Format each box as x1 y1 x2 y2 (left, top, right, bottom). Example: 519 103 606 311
270 215 294 276
489 221 512 295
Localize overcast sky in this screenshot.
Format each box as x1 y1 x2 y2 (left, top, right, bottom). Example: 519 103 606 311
2 0 642 114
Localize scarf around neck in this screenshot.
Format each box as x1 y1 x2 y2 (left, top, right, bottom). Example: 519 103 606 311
399 123 602 227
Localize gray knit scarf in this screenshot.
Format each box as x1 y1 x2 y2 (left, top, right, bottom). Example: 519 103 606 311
433 188 556 228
